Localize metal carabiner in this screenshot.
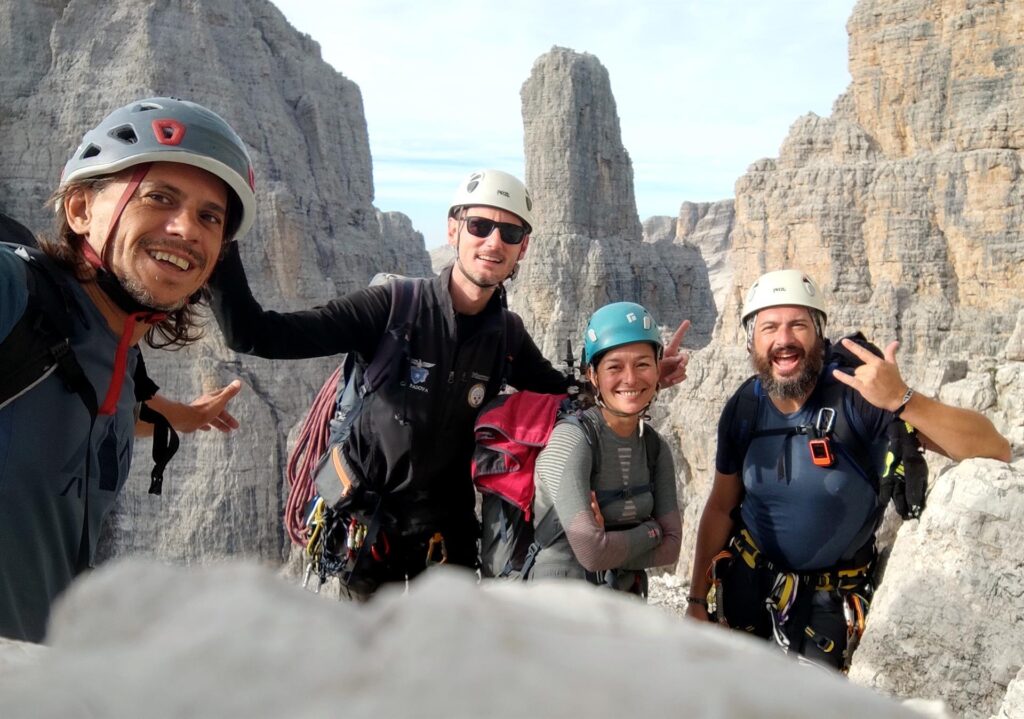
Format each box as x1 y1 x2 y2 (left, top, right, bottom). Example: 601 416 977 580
815 407 836 436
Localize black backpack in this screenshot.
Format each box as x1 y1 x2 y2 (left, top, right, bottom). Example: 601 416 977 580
472 393 661 580
0 242 177 495
292 276 527 588
722 332 927 520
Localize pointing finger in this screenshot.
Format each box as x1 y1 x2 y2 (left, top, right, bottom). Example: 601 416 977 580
665 319 691 355
839 338 881 364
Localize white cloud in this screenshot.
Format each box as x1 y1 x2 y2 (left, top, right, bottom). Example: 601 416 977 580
273 0 857 247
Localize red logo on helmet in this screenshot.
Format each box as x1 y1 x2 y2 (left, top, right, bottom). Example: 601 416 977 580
152 119 186 146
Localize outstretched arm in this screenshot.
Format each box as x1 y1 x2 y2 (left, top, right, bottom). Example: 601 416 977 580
207 242 390 360
136 380 243 436
832 339 1010 462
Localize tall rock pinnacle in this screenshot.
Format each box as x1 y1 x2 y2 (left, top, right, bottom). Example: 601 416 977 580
511 47 715 361
521 47 642 242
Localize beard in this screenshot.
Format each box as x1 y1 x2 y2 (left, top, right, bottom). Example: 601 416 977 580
113 237 206 312
752 338 824 402
117 273 188 312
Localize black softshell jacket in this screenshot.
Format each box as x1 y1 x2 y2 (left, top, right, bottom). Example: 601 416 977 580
209 245 566 533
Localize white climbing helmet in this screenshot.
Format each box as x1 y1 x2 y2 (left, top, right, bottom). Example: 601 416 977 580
448 169 534 233
742 269 827 334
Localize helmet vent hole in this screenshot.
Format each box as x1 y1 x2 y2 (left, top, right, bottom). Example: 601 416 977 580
110 125 138 144
133 102 162 113
80 144 101 159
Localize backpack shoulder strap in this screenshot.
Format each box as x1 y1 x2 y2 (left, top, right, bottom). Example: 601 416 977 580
570 409 602 479
641 422 660 481
0 245 96 420
0 214 38 248
499 309 526 390
531 408 600 550
722 374 762 468
359 277 423 396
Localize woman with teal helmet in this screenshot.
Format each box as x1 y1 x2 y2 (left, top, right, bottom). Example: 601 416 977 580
530 302 682 596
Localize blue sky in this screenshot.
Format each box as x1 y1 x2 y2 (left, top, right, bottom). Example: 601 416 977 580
272 1 857 248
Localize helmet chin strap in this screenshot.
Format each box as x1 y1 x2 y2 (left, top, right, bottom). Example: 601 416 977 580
80 163 168 317
77 163 168 417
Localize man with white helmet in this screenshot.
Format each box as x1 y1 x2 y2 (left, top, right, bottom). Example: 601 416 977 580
686 269 1009 670
208 168 689 599
0 97 252 641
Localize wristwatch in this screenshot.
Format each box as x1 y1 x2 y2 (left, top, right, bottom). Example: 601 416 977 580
685 595 708 609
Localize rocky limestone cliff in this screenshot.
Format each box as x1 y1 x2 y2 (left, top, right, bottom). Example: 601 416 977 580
0 0 431 563
850 459 1024 719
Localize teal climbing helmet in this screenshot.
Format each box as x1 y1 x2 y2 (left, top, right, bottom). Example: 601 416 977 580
583 302 663 367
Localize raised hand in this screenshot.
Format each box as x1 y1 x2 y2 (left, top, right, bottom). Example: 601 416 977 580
830 339 908 412
659 319 691 389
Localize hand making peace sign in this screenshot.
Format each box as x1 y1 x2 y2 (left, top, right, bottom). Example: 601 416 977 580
659 319 691 389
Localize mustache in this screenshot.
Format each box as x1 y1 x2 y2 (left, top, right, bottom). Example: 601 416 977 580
769 343 804 360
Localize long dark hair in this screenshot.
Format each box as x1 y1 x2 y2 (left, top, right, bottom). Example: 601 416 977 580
44 178 223 349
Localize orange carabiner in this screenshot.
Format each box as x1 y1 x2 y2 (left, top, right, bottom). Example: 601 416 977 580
425 532 448 566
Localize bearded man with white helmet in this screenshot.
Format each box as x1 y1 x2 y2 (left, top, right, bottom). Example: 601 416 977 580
208 169 689 599
686 269 1009 670
0 97 254 642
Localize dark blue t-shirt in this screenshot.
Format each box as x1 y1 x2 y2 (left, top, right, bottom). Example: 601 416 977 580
716 374 891 571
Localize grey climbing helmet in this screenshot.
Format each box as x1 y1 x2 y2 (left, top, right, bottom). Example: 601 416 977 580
60 97 256 240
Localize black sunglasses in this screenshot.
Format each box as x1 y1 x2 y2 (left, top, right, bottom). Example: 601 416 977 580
463 216 527 245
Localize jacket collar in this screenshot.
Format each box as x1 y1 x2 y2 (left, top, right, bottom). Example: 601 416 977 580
436 263 506 335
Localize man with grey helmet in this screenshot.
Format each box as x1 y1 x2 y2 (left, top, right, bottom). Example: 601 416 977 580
686 269 1009 670
208 169 690 599
0 97 253 641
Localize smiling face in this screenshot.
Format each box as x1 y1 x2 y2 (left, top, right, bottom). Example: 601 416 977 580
587 341 660 417
447 205 529 290
66 162 229 311
749 305 824 403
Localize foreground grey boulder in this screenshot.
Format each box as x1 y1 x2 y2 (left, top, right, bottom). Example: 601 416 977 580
0 560 925 718
850 459 1024 719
